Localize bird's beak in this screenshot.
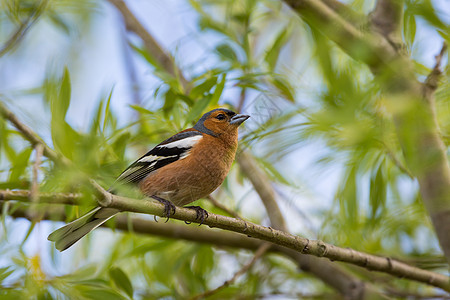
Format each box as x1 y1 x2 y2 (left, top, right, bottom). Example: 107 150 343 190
230 114 250 126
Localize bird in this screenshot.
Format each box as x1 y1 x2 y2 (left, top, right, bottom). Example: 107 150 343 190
47 108 249 251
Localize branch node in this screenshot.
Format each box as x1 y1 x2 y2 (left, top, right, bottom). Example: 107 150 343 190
317 241 328 257
386 257 393 271
302 239 310 254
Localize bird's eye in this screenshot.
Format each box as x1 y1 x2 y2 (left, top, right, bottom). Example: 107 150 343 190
216 114 226 120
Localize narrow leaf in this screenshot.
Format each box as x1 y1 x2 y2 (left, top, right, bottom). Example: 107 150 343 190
271 76 295 102
210 74 226 105
216 43 238 62
109 267 133 298
265 24 292 71
185 95 213 125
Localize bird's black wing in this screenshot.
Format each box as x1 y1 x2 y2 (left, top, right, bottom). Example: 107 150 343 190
114 130 203 185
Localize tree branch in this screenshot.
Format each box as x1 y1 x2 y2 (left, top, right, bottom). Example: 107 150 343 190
370 0 404 49
106 0 189 91
322 0 366 28
284 0 402 73
0 0 47 57
207 195 242 219
2 189 449 292
237 152 287 231
0 102 70 166
424 43 447 97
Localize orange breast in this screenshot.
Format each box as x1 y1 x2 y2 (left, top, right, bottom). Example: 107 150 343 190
138 134 238 206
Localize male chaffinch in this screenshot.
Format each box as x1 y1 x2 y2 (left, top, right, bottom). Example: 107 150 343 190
48 108 249 251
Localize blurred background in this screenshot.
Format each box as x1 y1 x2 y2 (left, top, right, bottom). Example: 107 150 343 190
0 0 449 299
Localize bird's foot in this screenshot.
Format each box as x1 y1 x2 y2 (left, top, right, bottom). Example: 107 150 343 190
151 196 176 223
185 206 209 225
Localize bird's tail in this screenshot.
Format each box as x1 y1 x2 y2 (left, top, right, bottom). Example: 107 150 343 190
47 207 119 251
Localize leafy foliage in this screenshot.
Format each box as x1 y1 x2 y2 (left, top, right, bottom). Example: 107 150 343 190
0 0 448 298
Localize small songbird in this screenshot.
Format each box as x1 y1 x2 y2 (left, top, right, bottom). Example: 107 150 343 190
48 108 249 251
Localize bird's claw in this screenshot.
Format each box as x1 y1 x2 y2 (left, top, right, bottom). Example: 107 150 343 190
151 196 176 222
185 206 209 225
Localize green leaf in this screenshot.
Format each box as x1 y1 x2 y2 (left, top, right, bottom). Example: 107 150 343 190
338 166 358 225
55 67 71 120
9 147 32 182
129 43 159 70
369 162 386 220
403 13 416 47
265 24 292 71
254 156 291 185
162 89 178 116
109 267 133 298
129 105 153 115
20 222 36 247
216 43 238 62
271 75 295 102
49 67 81 159
58 264 98 281
90 99 104 135
185 95 213 125
0 116 5 158
127 240 173 257
0 267 14 283
103 88 113 132
80 287 127 300
190 76 218 99
112 132 131 160
130 43 179 88
1 201 10 238
210 74 226 105
47 10 71 35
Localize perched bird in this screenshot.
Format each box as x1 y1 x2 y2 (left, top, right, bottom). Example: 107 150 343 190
48 108 249 251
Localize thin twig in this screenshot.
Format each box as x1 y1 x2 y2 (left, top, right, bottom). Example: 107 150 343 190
0 190 83 205
30 144 44 204
190 243 271 300
0 102 70 166
424 43 448 93
29 143 44 221
207 195 242 219
237 152 287 231
106 0 189 91
237 88 247 113
381 142 414 179
0 0 47 57
385 287 450 299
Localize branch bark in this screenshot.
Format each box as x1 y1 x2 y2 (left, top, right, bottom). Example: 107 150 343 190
2 189 449 292
370 0 404 49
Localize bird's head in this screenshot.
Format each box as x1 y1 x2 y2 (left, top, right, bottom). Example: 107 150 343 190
193 108 249 138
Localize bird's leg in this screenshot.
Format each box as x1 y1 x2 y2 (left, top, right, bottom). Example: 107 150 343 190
151 195 176 223
184 206 209 225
